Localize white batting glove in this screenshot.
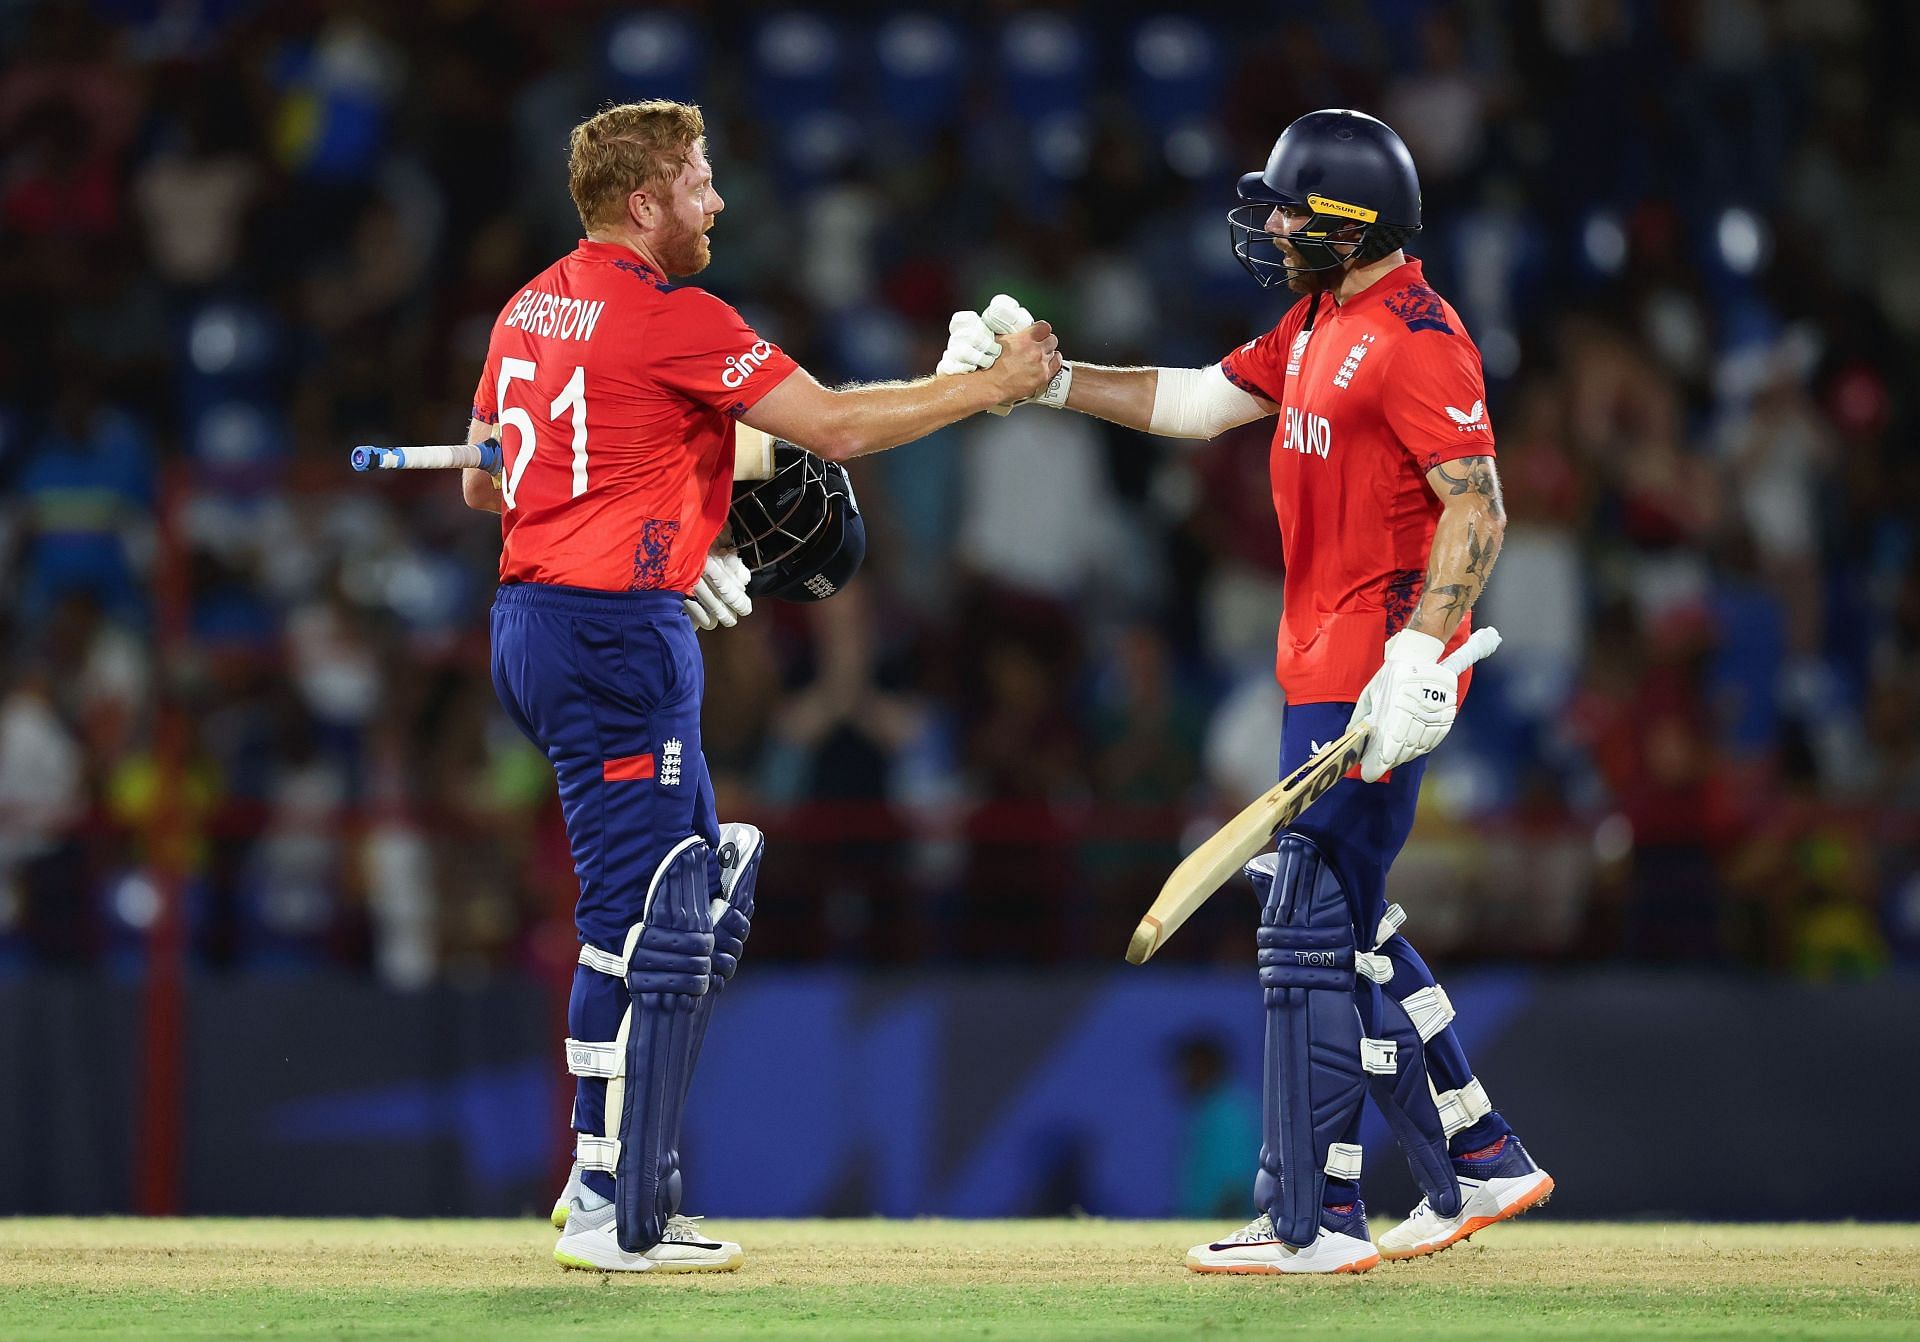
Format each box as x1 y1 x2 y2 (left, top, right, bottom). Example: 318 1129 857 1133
1346 629 1458 783
980 293 1034 337
934 295 1075 413
685 551 753 631
981 293 1071 413
936 310 1001 376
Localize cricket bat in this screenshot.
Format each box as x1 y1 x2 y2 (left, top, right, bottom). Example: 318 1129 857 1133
1125 625 1502 965
351 440 502 472
732 421 776 480
352 423 778 479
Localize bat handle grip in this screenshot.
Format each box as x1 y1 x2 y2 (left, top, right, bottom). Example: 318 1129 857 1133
1440 625 1502 675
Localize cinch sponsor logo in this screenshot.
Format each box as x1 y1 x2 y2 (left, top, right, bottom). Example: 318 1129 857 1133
504 289 607 341
1282 406 1332 458
721 340 775 389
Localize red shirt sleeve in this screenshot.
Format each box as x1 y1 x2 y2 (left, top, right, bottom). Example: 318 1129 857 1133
470 360 498 426
1217 314 1298 405
651 287 800 416
1380 329 1497 471
1220 295 1320 404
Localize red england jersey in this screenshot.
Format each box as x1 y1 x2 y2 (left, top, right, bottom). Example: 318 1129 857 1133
471 240 799 593
1219 259 1494 704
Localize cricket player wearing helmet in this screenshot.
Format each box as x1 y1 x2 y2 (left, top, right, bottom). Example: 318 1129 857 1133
462 99 1059 1272
943 109 1552 1273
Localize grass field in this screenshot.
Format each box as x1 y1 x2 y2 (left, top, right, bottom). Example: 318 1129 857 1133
2 1219 1916 1340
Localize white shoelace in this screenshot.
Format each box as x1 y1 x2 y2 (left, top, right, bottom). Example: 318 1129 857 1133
662 1214 718 1244
1220 1213 1278 1245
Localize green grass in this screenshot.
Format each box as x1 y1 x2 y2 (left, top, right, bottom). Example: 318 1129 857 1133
2 1219 1915 1340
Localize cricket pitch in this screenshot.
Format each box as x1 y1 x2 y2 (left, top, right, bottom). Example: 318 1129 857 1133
3 1218 1915 1339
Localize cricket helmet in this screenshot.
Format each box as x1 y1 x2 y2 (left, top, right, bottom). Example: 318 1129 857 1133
1230 108 1423 287
727 441 866 602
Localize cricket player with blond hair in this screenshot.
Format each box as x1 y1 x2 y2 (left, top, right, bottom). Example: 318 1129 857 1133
461 99 1059 1272
941 110 1553 1274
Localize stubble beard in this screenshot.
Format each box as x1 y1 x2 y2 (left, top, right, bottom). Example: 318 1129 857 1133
1280 239 1358 296
662 218 712 278
1284 254 1334 296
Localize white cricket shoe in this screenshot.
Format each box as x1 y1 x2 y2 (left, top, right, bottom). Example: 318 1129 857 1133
549 1160 593 1229
1186 1207 1380 1275
1378 1136 1554 1261
554 1200 743 1273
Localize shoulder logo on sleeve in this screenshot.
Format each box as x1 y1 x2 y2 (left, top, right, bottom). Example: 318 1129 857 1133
1445 400 1488 431
659 737 683 787
1383 284 1454 335
721 340 775 389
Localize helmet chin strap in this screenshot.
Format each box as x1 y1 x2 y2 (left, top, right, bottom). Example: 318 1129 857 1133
1288 220 1417 285
1283 213 1374 275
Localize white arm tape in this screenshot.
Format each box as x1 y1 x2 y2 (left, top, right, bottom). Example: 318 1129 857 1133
1325 1142 1364 1181
1433 1077 1492 1138
565 1038 623 1079
1147 364 1270 439
575 1136 621 1173
1401 984 1457 1042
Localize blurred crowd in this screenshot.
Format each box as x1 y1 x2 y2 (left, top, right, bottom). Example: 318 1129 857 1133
2 0 1917 983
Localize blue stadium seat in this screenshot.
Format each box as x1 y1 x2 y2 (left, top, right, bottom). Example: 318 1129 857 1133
601 12 704 105
873 13 967 137
1127 16 1222 124
177 301 281 430
751 11 848 122
751 11 862 184
997 12 1090 122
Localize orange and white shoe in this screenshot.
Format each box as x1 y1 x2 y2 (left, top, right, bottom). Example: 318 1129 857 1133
1378 1136 1554 1261
1187 1205 1380 1275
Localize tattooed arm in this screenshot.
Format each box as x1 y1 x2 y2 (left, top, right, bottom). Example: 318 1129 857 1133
1407 455 1506 641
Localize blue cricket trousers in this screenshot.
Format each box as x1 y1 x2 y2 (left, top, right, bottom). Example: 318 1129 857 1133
489 582 721 948
491 583 722 1181
1276 701 1427 921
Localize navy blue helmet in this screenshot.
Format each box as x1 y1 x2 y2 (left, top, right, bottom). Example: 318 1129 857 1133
1230 109 1423 288
727 442 866 602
